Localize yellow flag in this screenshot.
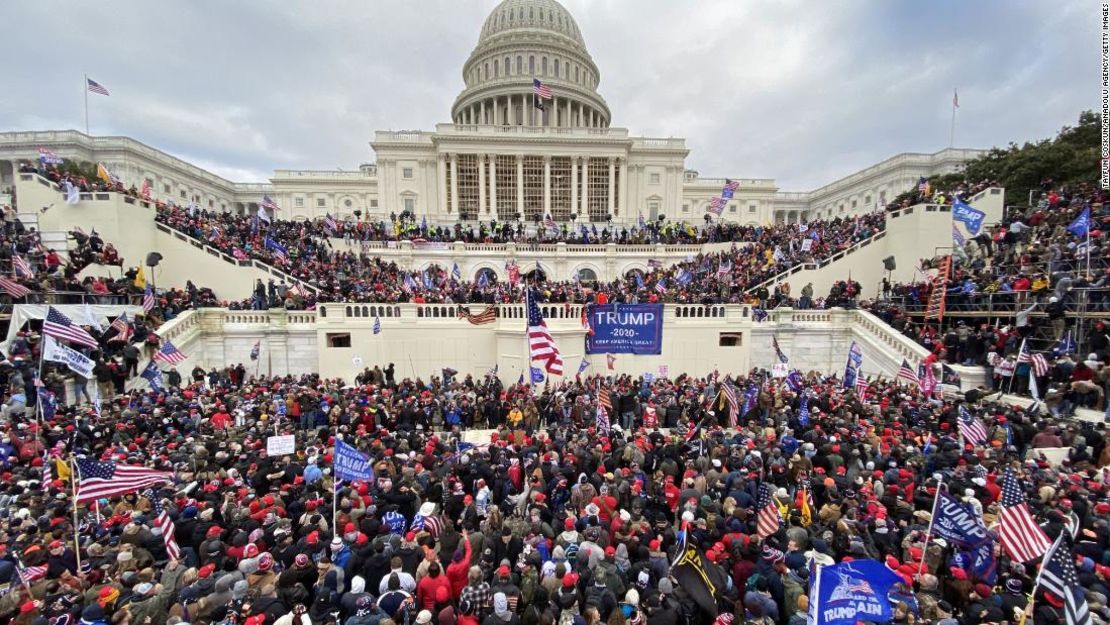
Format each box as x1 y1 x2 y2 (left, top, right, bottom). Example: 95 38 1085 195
134 265 146 289
96 162 112 184
54 457 71 482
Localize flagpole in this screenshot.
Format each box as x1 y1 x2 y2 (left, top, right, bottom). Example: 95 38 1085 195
1022 532 1064 625
1006 339 1025 396
83 74 89 136
70 456 83 573
949 89 957 148
333 478 341 534
916 476 944 577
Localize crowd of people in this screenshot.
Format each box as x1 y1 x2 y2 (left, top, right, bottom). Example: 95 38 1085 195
154 203 886 309
0 363 1107 625
860 181 1110 413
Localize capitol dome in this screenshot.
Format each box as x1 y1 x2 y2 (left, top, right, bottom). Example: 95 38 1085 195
451 0 611 129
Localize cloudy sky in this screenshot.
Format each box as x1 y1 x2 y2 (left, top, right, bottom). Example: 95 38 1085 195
1 0 1096 190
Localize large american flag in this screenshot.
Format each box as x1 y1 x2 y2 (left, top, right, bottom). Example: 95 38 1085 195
457 305 497 325
261 194 281 213
143 490 182 560
153 340 188 365
0 276 31 298
532 78 552 99
526 290 562 375
43 306 99 348
323 213 339 233
999 468 1050 562
598 385 613 412
12 255 33 278
86 77 110 96
1040 534 1093 625
957 405 988 445
108 312 132 343
721 381 738 428
142 285 156 313
75 458 173 503
15 558 47 584
896 359 920 385
756 483 781 538
1017 341 1050 377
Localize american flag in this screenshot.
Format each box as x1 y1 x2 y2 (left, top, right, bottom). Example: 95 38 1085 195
294 281 308 298
532 78 552 99
723 179 739 193
373 316 382 335
707 197 726 215
323 213 339 233
12 255 33 278
598 385 613 412
261 194 280 213
250 340 261 360
580 305 594 336
410 512 444 537
152 340 188 365
526 290 562 375
596 403 610 435
457 305 497 325
140 179 152 200
1039 534 1093 625
999 468 1051 563
655 280 666 294
919 363 937 396
86 77 110 96
43 306 99 348
0 276 31 298
15 558 47 584
717 259 732 275
917 177 928 194
108 312 133 343
854 376 869 399
721 381 738 427
772 335 789 364
142 285 156 313
38 147 64 165
143 490 182 560
75 458 173 503
952 88 959 109
896 359 920 385
543 215 558 231
606 354 616 370
756 483 781 537
957 405 989 445
1017 340 1050 377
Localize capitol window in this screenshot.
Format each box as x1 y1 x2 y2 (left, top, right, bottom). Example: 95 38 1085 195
370 200 378 208
404 198 415 212
180 190 187 199
529 56 535 74
554 59 559 76
403 167 413 179
683 204 689 212
295 198 304 208
730 204 737 213
317 198 326 208
517 56 522 73
649 173 660 184
749 204 757 213
344 199 353 208
162 183 170 193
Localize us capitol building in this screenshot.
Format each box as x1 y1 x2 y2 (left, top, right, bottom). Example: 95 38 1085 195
0 0 984 226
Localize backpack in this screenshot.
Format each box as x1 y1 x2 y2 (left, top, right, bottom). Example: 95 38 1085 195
745 571 765 593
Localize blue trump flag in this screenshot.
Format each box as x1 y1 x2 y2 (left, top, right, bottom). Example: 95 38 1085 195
334 440 374 482
141 362 164 391
530 366 545 384
811 560 903 625
932 490 997 583
951 199 986 236
1068 205 1092 237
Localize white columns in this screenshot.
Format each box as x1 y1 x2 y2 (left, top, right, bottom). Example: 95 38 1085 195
543 156 551 215
618 158 628 216
570 157 578 215
581 157 590 217
449 154 459 216
479 100 485 125
607 157 615 217
516 154 524 217
478 154 487 217
565 98 571 128
490 155 498 217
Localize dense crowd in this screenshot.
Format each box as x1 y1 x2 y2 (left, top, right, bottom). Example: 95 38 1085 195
154 204 885 308
0 363 1106 625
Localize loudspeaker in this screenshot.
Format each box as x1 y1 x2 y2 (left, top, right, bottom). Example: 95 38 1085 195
883 256 896 271
146 252 164 267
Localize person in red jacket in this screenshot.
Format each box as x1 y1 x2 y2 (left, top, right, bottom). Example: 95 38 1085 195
446 529 473 596
416 562 453 610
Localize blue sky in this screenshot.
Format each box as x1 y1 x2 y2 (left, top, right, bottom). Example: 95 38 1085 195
0 0 1096 190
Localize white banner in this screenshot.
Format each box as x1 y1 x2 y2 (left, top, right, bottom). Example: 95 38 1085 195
771 363 789 378
800 239 813 252
266 434 296 456
42 336 95 378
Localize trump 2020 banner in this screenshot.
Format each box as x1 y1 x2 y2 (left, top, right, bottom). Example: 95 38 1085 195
585 304 663 355
812 560 901 625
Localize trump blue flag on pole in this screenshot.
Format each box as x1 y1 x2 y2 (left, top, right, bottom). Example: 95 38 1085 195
334 440 374 482
1068 206 1091 237
812 560 903 625
951 199 986 236
931 490 997 583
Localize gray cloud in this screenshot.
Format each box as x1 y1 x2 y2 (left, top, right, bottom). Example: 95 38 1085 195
1 0 1096 190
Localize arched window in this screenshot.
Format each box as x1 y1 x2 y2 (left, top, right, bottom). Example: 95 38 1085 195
505 57 511 75
484 62 489 79
574 66 579 82
493 59 498 77
576 267 597 282
542 57 548 75
553 59 559 77
475 267 498 284
529 56 535 74
517 56 522 74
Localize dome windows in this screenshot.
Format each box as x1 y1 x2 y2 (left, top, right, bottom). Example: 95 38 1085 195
554 58 559 77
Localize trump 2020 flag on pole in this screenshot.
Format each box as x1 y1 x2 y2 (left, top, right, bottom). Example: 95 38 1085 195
334 440 375 482
141 361 164 391
1068 206 1091 237
812 560 903 625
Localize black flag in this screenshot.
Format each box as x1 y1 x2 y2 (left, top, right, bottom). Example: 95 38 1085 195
670 543 727 617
